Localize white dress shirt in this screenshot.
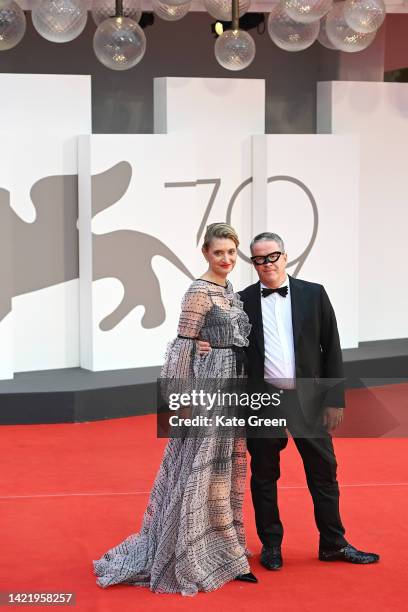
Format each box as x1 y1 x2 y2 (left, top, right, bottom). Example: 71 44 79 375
261 276 296 389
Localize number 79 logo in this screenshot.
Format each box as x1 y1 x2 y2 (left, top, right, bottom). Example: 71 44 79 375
165 175 318 277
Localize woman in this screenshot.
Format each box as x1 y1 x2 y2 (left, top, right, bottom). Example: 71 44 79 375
93 223 256 595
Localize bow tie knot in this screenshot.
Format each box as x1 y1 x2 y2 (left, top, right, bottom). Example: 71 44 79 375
262 286 288 298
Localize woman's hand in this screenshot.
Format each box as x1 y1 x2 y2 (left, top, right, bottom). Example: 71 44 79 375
197 340 212 355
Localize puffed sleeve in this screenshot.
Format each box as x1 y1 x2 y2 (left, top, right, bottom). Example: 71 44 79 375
160 283 211 380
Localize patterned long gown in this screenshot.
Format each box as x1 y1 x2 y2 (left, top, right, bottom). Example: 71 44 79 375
93 279 252 595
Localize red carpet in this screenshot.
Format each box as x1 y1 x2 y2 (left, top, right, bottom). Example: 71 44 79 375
1 393 408 610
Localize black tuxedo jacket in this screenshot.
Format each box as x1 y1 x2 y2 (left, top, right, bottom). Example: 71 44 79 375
238 276 345 422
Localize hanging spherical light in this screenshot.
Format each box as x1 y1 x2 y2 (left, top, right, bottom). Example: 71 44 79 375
214 29 255 70
0 0 25 50
153 0 191 21
204 0 250 22
343 0 385 34
317 14 337 49
325 2 376 52
31 0 88 43
267 4 319 51
93 15 146 70
283 0 333 24
91 0 141 26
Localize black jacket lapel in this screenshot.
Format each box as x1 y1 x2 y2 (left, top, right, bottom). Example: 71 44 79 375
245 281 264 358
289 275 304 357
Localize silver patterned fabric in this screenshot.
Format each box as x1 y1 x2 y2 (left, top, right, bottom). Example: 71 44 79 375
93 279 252 595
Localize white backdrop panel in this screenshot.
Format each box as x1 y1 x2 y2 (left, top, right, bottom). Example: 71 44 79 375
0 137 13 380
154 77 265 135
0 314 13 380
79 134 253 370
317 81 408 342
253 134 360 349
0 74 91 377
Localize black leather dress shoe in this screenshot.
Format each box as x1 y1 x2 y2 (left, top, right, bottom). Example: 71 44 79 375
235 572 258 583
319 543 380 564
260 546 283 570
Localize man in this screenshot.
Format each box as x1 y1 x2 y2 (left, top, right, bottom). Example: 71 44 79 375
199 232 379 570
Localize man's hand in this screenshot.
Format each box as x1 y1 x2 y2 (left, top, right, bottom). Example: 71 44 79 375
197 340 211 355
322 407 344 431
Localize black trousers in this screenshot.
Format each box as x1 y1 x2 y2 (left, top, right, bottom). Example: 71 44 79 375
246 390 347 551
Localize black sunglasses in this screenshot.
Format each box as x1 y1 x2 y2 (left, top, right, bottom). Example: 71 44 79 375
250 251 284 265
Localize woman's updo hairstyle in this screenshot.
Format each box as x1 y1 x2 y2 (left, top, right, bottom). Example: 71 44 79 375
202 223 239 250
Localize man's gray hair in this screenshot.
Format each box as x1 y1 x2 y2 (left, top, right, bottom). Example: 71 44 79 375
250 232 285 253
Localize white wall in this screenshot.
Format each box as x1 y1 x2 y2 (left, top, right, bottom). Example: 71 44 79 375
317 81 408 342
78 133 254 370
0 74 91 379
253 134 360 348
154 77 265 135
2 76 406 379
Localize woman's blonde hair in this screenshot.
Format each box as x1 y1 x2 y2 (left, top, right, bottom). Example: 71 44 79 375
202 223 239 250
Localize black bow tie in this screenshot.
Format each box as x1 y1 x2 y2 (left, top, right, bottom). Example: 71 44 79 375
262 286 288 298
